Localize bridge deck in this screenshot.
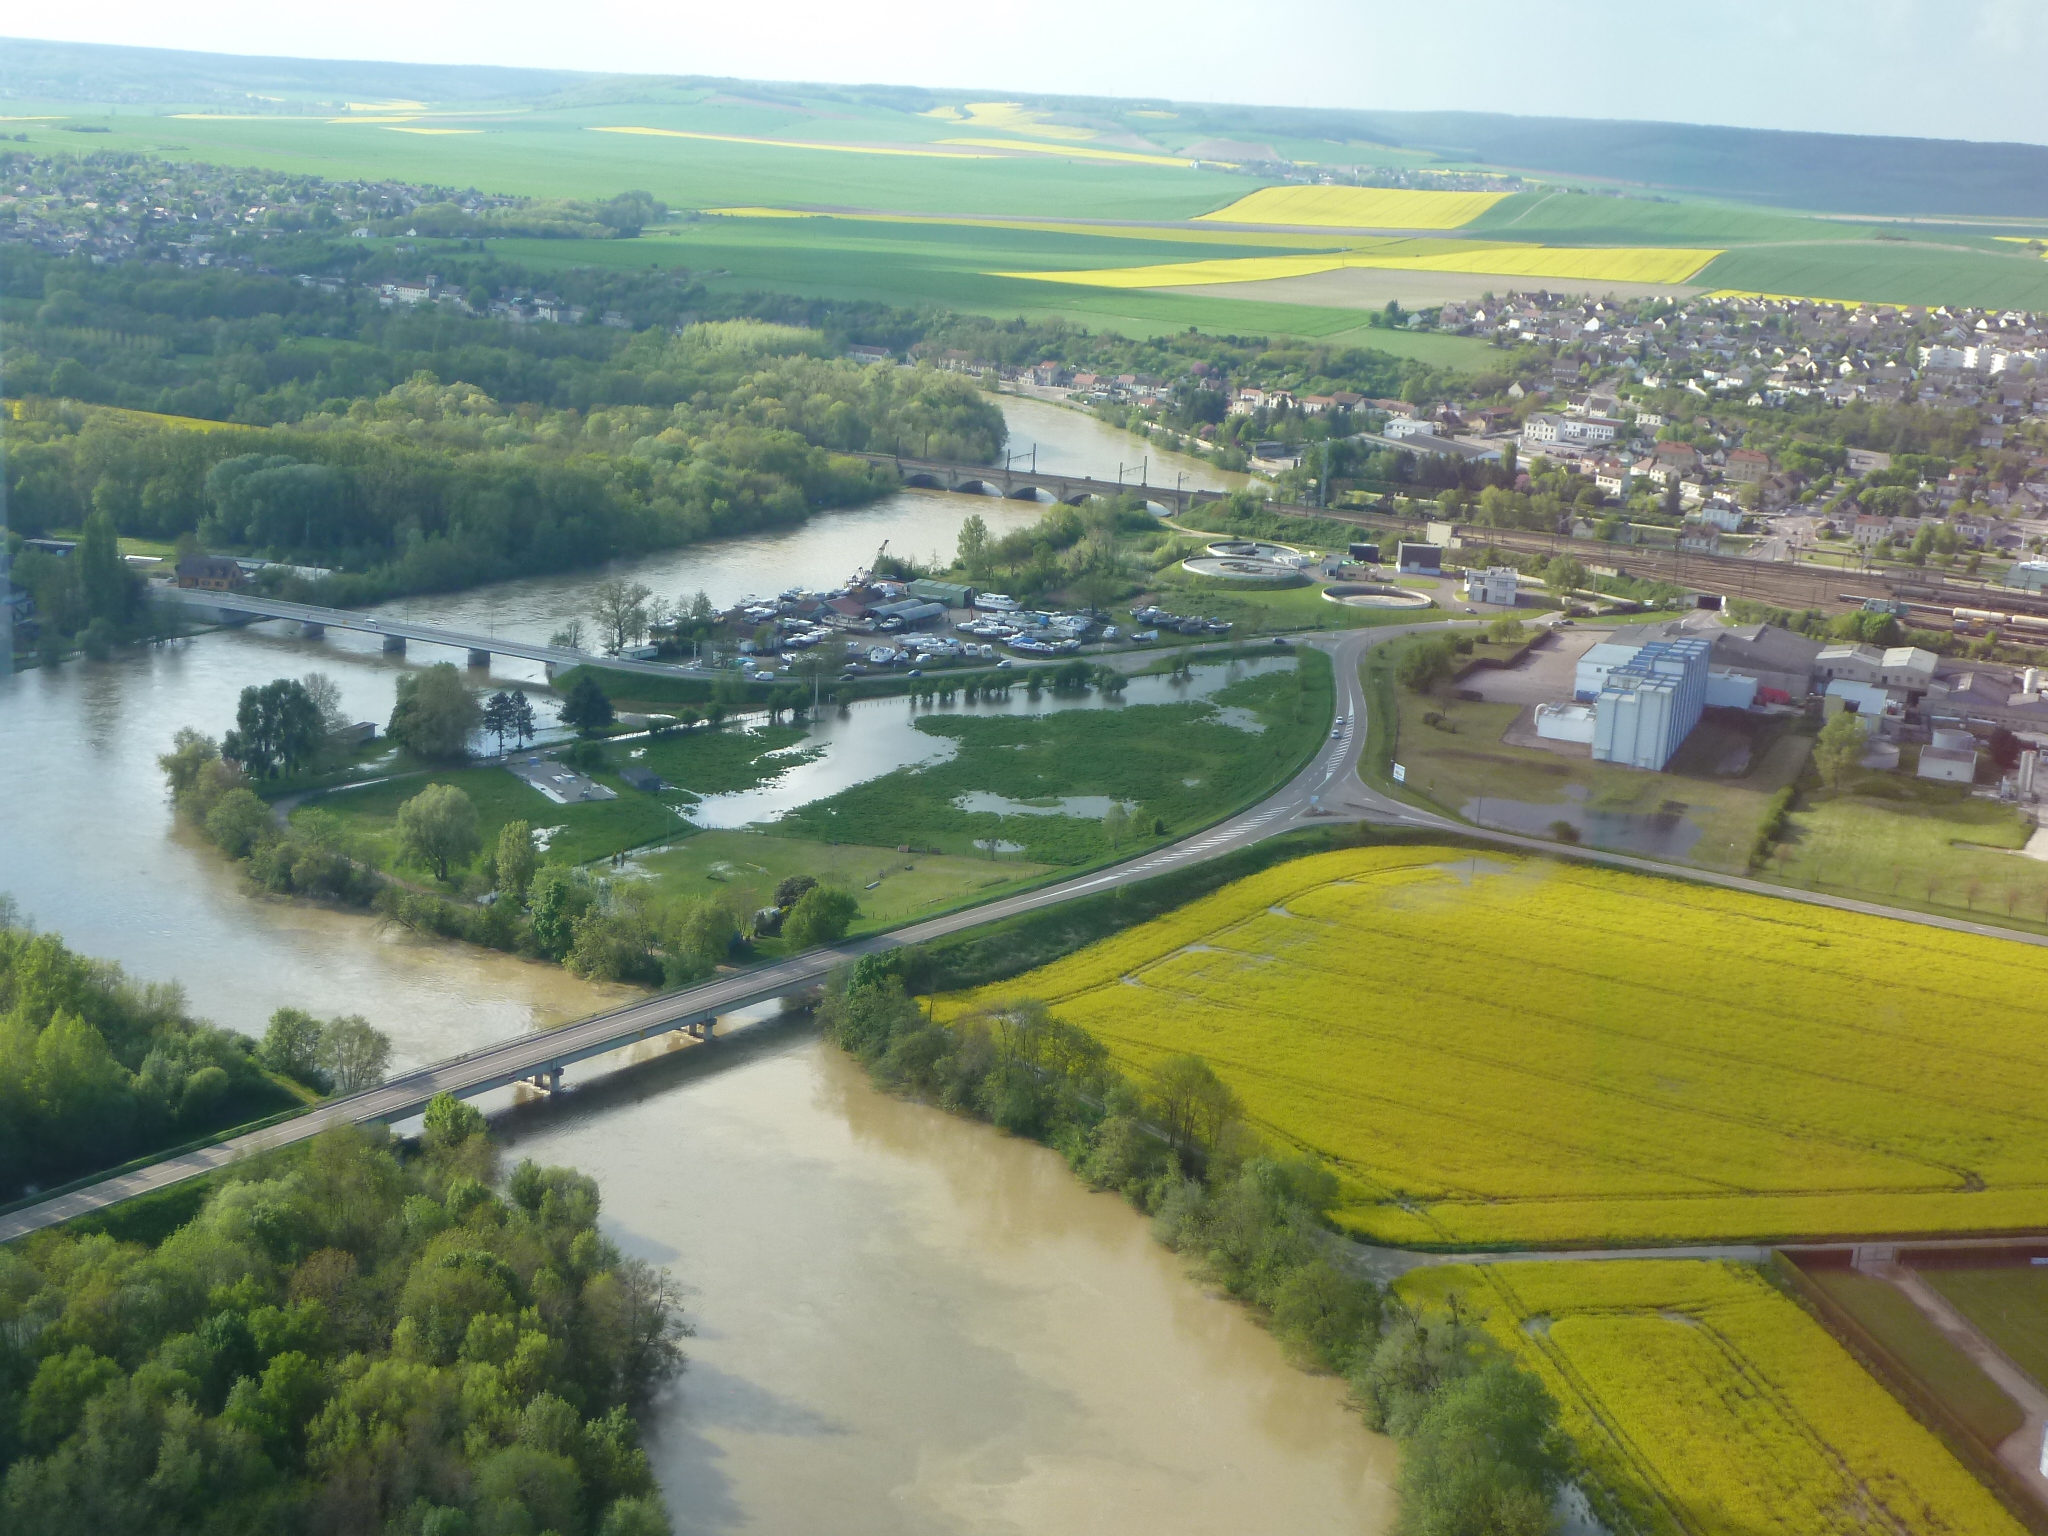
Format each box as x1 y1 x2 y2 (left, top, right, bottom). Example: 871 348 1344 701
154 586 703 678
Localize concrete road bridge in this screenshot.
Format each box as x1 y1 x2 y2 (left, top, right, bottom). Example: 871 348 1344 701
861 451 1223 516
154 585 694 679
13 618 2048 1245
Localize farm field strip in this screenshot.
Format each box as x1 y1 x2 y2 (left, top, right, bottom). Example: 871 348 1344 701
935 846 2048 1246
1001 242 1725 291
1921 1267 2048 1393
1400 1261 2027 1536
1196 185 1511 229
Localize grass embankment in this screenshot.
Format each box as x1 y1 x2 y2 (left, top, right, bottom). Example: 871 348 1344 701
1400 1260 2028 1536
773 650 1332 863
1362 631 1809 872
1923 1268 2048 1393
1801 1268 2026 1448
934 843 2048 1248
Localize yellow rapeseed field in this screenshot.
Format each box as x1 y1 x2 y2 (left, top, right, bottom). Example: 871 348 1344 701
1399 1261 2025 1536
701 208 1365 250
934 847 2048 1245
1000 242 1721 290
1197 185 1511 229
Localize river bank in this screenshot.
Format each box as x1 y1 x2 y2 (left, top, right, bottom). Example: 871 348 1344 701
0 395 1397 1534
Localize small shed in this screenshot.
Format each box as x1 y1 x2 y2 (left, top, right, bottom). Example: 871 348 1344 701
1916 745 1978 783
617 765 666 794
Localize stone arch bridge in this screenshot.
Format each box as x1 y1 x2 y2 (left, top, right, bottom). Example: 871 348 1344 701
856 452 1221 516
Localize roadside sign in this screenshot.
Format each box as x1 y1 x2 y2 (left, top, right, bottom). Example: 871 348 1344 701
1392 763 1407 783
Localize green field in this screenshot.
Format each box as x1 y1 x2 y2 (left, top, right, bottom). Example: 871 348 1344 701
493 220 1498 356
629 829 1049 932
34 86 2048 315
776 651 1331 862
1803 1268 2026 1449
15 102 1253 220
298 762 685 879
1923 1268 2048 1392
1695 240 2048 307
1768 779 2048 931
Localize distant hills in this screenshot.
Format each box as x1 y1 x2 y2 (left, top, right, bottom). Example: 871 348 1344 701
6 36 2046 220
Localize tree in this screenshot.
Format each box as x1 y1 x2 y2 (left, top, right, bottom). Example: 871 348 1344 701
301 671 352 744
1103 801 1130 849
317 1014 392 1092
258 1007 327 1086
76 509 137 629
1395 637 1457 695
1486 615 1526 644
550 619 587 650
772 874 818 910
687 589 715 623
223 678 325 779
506 688 537 748
497 820 538 904
204 787 274 858
591 578 655 653
782 886 860 949
1813 710 1869 789
387 664 481 760
1148 1054 1242 1160
560 673 615 735
397 783 481 882
957 512 992 581
1542 555 1587 598
423 1090 487 1151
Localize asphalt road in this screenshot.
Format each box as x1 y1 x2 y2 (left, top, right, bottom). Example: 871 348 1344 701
0 622 1439 1244
12 615 2047 1245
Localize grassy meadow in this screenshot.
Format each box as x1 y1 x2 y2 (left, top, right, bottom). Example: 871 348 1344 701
1401 1260 2027 1536
629 829 1049 932
774 651 1332 862
1801 1267 2026 1449
936 844 2048 1247
1922 1267 2048 1393
296 763 685 877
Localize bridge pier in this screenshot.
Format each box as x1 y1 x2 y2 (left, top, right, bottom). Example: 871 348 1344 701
301 621 325 640
467 648 491 669
382 634 406 655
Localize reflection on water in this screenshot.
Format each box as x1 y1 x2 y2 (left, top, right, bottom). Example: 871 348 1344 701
499 1036 1394 1536
689 658 1292 830
0 397 1384 1534
1461 794 1706 860
0 642 636 1060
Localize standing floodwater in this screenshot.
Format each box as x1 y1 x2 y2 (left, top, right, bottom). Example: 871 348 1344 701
0 393 1391 1534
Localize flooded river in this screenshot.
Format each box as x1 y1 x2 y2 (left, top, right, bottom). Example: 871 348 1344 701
501 1031 1392 1536
0 397 1394 1533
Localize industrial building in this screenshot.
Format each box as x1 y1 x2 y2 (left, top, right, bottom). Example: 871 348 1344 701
1464 567 1520 605
1590 637 1711 770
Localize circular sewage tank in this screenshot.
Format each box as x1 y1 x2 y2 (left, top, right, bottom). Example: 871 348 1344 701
1322 582 1434 609
1181 555 1308 583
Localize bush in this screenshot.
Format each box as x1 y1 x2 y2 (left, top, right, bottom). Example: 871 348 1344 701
782 885 860 949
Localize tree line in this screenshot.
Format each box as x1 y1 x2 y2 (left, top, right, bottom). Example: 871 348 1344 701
0 1101 687 1535
817 962 1571 1535
0 907 385 1201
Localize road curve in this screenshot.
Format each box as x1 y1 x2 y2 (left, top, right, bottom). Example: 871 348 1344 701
0 623 1430 1244
13 617 2047 1245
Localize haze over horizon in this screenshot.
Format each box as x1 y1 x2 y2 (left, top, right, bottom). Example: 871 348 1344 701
7 0 2048 149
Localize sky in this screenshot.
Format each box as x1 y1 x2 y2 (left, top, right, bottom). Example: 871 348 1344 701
10 0 2048 145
